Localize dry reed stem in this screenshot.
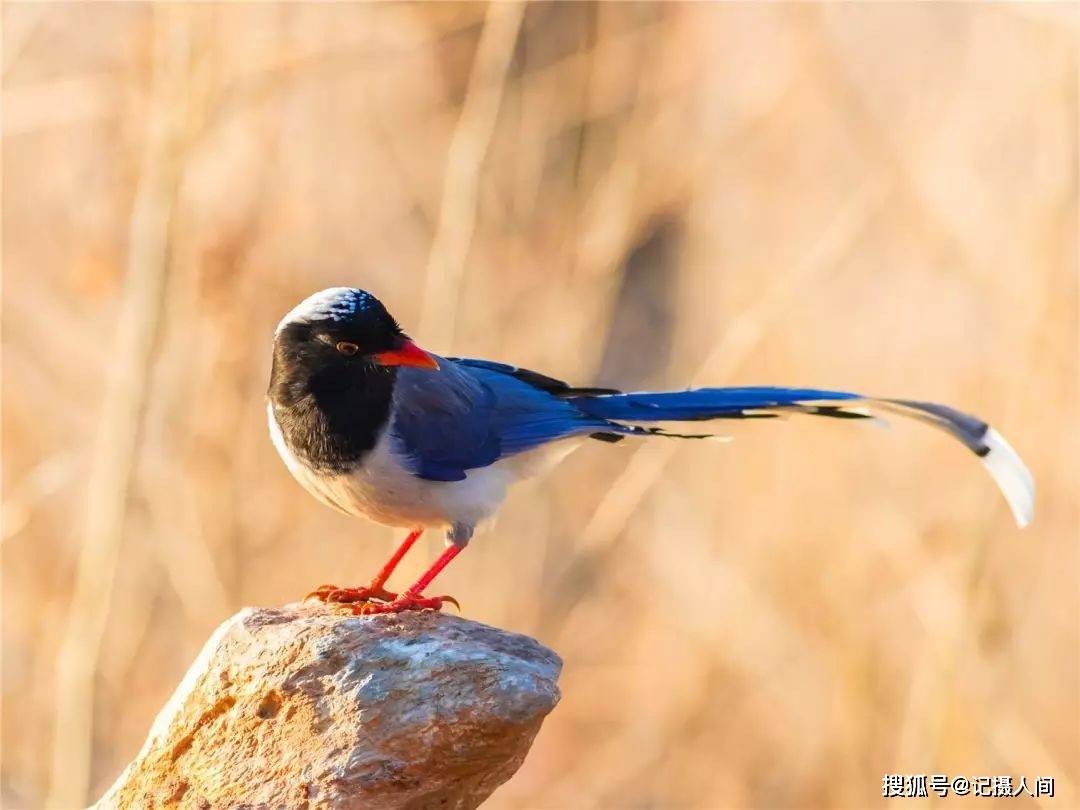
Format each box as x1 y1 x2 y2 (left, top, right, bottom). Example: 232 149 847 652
44 10 194 807
416 1 525 349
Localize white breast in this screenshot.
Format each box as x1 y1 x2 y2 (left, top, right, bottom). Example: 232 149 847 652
267 402 575 533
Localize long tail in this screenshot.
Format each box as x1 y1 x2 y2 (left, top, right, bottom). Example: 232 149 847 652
569 386 1034 528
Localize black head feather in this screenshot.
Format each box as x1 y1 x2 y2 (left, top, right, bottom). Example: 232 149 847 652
268 288 406 472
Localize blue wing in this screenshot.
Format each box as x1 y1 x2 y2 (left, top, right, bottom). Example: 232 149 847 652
389 358 612 481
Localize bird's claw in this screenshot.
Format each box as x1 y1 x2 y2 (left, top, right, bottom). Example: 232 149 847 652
351 593 460 615
304 583 398 605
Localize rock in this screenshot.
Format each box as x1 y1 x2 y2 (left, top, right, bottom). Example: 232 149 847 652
94 604 562 810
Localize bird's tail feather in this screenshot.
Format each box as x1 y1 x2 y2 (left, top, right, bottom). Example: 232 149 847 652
570 386 1034 528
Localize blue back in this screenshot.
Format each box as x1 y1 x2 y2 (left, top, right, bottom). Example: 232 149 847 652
390 358 611 481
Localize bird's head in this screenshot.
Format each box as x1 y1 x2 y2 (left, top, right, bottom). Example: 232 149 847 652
270 288 438 402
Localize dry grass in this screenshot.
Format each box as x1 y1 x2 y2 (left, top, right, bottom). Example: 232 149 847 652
2 3 1077 808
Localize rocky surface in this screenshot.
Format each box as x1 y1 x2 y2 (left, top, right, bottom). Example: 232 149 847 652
94 604 562 809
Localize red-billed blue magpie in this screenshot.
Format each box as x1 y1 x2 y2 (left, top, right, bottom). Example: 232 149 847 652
268 287 1034 614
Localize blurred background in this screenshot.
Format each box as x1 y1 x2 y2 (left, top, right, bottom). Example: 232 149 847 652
2 3 1077 808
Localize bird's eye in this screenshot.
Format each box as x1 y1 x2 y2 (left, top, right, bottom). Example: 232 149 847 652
336 341 360 356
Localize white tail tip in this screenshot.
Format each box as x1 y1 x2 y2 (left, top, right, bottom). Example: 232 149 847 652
980 427 1035 528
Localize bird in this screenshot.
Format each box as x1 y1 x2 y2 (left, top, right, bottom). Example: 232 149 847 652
267 286 1035 614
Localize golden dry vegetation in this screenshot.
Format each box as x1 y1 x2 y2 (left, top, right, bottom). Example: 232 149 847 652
2 3 1077 808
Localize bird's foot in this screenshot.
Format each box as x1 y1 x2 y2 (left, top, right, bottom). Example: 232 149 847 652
305 583 398 605
351 592 460 615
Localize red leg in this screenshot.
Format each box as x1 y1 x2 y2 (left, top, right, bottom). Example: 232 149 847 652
306 529 423 605
355 544 463 615
370 528 424 590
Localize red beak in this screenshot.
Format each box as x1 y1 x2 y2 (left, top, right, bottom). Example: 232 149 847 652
373 340 439 370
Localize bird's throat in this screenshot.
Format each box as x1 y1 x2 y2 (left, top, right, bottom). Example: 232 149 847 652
269 358 396 474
